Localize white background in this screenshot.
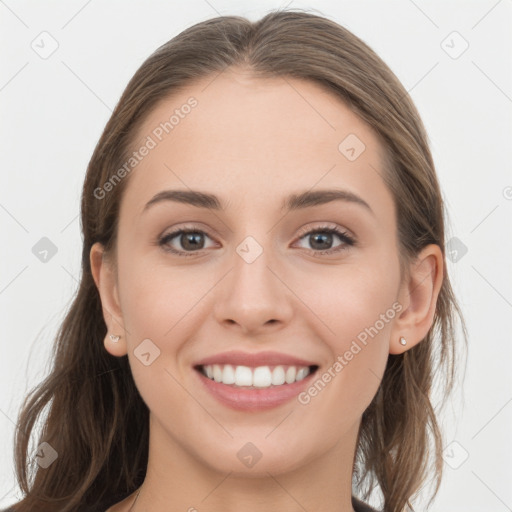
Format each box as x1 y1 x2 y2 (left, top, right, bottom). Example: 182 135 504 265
1 1 511 510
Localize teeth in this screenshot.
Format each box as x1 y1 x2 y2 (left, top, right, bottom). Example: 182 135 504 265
201 364 313 388
253 366 272 387
234 365 253 386
205 365 214 379
285 366 296 384
222 364 235 384
272 365 286 385
296 367 309 381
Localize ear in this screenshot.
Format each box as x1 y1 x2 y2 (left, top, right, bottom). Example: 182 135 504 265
90 242 128 357
389 244 444 355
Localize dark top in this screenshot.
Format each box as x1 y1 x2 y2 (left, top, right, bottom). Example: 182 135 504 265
2 495 379 511
352 495 380 511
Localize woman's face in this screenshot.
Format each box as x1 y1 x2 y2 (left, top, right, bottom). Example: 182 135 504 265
95 68 409 477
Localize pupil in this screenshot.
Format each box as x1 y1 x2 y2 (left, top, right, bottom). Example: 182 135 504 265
183 233 203 250
311 233 332 250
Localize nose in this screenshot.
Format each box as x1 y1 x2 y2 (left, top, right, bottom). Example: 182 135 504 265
213 242 294 335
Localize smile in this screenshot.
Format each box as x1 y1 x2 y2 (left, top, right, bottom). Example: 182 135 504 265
198 364 318 388
194 364 319 411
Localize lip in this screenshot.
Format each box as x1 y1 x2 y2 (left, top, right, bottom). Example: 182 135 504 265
193 350 318 368
194 365 318 411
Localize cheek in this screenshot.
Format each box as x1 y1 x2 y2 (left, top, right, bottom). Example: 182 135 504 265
116 257 197 410
305 259 398 341
302 261 397 405
116 256 219 395
117 254 205 336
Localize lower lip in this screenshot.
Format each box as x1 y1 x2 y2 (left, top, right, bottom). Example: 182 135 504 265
194 367 318 411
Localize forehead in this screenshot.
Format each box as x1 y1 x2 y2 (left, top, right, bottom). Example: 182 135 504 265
121 69 393 221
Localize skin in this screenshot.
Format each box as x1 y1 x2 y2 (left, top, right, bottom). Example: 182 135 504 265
91 67 443 512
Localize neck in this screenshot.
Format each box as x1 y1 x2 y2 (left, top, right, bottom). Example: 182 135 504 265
127 413 360 512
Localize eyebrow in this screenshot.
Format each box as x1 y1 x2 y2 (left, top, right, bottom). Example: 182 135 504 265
142 188 374 216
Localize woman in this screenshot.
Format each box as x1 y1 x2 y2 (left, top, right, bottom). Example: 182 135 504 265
4 9 467 512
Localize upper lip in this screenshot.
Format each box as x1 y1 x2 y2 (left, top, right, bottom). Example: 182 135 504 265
194 350 318 368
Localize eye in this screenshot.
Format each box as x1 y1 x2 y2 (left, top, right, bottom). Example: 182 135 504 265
156 223 356 257
293 224 355 255
157 226 217 257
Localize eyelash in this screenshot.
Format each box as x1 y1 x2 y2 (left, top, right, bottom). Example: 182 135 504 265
156 224 356 258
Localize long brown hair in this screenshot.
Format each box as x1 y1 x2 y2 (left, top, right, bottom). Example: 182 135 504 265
7 9 467 512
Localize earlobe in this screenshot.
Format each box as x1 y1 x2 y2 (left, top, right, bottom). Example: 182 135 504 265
90 242 128 357
389 244 444 355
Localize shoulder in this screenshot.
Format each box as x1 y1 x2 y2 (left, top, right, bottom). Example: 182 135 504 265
352 495 381 512
3 497 377 512
1 505 107 512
